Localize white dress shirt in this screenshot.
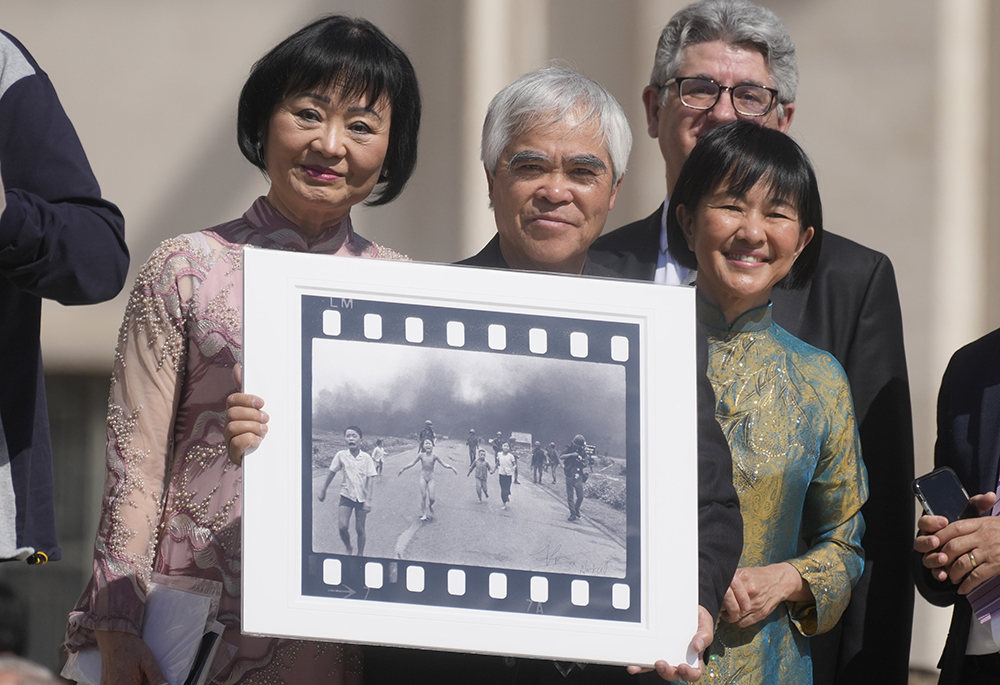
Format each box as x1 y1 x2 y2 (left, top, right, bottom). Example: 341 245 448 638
654 198 696 286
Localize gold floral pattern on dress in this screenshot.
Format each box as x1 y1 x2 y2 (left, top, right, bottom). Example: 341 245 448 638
693 300 867 685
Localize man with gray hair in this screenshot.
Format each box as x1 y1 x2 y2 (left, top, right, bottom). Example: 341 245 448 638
227 66 741 682
365 66 742 683
459 66 632 277
591 1 914 682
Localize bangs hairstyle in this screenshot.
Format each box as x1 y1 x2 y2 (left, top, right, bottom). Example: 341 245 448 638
237 15 421 206
345 425 363 439
666 120 822 289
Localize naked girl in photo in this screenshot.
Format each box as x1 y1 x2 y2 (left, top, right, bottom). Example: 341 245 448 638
398 439 457 520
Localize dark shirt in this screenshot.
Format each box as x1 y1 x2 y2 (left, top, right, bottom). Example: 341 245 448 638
458 233 623 279
913 328 1000 685
365 234 741 685
531 447 546 468
561 445 589 480
0 31 128 562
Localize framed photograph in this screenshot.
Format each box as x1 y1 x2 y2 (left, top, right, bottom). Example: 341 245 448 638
241 248 699 668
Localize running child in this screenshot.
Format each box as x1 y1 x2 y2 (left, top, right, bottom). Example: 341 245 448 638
317 426 377 555
495 442 518 510
371 438 386 475
467 448 494 502
398 439 457 520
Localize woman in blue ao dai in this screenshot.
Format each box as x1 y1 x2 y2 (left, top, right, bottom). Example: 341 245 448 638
667 121 868 684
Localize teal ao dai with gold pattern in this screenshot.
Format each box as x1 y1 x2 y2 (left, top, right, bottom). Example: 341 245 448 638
697 299 868 685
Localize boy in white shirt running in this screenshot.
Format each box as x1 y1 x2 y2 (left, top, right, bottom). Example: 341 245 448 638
318 426 377 554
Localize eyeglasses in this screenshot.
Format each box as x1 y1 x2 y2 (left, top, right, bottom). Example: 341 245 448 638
662 77 778 117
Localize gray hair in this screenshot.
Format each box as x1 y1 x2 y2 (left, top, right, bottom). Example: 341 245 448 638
481 67 632 186
651 0 797 118
0 656 60 684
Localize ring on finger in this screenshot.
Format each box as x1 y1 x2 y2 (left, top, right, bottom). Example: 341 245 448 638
970 551 978 569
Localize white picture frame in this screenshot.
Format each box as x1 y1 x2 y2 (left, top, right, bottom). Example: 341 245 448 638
241 248 699 669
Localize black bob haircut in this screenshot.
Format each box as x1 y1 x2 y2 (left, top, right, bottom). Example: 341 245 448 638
345 425 363 439
237 15 421 206
666 120 822 290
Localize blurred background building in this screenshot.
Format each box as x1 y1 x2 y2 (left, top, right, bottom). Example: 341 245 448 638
0 0 996 679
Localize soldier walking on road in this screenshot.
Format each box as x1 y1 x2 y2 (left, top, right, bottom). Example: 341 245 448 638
531 442 547 484
418 420 435 453
399 439 457 520
490 431 505 467
466 429 480 466
546 442 559 485
562 435 592 521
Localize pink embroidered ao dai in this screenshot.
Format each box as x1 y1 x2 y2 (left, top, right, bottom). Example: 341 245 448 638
65 197 405 684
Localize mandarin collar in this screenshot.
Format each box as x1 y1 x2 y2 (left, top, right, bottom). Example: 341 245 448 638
696 292 773 334
241 196 358 254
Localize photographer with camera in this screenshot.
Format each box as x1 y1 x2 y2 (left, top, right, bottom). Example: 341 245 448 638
561 435 593 522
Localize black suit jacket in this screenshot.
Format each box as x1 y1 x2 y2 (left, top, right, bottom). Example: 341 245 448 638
364 235 743 685
913 328 1000 685
592 211 916 685
456 233 625 278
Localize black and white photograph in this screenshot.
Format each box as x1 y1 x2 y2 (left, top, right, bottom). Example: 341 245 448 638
241 251 699 666
297 292 644 621
308 338 629 578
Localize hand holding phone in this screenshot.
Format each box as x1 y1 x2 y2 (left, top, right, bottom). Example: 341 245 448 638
913 466 978 522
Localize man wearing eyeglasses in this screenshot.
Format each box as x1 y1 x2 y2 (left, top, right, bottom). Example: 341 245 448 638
591 1 914 684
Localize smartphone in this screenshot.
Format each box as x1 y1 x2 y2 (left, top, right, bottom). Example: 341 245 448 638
912 466 978 521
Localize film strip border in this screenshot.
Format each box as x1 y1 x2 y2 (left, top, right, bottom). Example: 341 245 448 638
300 294 642 623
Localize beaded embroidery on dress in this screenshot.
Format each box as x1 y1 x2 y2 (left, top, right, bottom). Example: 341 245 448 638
67 197 405 683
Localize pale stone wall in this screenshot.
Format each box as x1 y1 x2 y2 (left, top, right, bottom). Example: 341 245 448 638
2 0 995 674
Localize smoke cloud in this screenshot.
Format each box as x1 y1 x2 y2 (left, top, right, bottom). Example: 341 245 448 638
312 339 626 455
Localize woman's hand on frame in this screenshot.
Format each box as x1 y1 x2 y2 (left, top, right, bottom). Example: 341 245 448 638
224 363 269 466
